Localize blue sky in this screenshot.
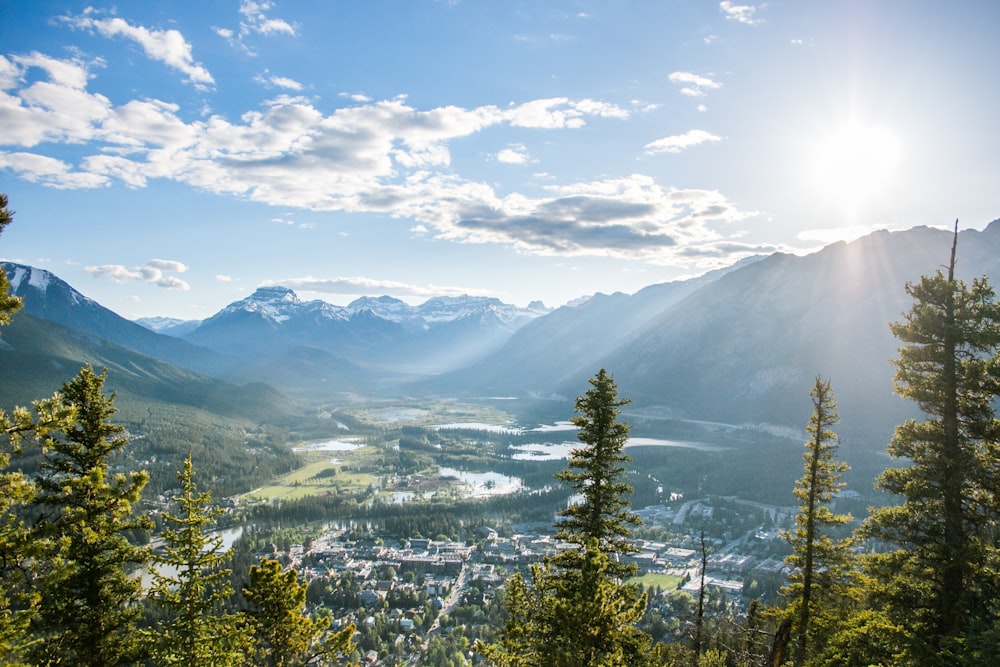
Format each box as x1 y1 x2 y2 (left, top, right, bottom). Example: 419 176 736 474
1 1 998 320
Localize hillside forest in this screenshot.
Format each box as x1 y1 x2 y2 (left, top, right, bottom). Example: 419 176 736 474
3 192 1000 666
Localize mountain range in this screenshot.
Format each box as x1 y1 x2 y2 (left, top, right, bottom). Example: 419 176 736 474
4 220 1000 456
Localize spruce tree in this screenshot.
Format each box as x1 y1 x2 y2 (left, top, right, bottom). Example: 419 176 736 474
29 365 152 667
0 193 77 662
481 370 650 666
554 368 641 576
862 225 1000 665
0 194 22 326
243 558 356 666
782 377 854 667
145 452 249 665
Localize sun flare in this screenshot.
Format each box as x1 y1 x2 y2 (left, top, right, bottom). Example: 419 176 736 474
806 122 903 211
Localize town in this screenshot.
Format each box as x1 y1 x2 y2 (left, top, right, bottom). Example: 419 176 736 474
238 492 819 666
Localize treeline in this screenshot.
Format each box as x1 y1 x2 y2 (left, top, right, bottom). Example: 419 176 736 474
0 363 356 665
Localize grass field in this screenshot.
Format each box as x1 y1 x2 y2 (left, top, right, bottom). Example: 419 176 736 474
243 453 379 501
631 572 684 590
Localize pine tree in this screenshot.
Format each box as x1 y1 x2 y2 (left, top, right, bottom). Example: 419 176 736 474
29 365 152 667
781 377 854 667
0 193 77 662
145 452 249 665
554 368 641 576
477 569 542 667
0 194 22 326
546 539 650 666
0 392 74 664
481 370 650 666
862 224 1000 665
243 558 356 666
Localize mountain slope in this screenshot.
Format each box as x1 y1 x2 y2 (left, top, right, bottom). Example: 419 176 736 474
426 256 764 397
183 286 547 375
0 311 299 424
4 263 230 377
431 222 1000 448
606 224 1000 435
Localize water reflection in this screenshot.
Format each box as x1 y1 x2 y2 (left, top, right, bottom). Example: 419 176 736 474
292 438 363 453
438 467 523 497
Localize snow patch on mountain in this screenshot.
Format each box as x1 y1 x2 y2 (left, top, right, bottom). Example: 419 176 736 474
4 263 94 307
215 287 546 328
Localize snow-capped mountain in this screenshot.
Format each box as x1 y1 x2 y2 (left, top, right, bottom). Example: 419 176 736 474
2 263 227 376
179 286 550 374
135 316 202 337
198 287 546 328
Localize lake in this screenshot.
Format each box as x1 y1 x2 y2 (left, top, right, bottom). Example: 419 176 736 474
292 438 364 453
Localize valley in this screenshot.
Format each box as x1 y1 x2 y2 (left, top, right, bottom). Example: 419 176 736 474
3 219 998 665
206 396 817 665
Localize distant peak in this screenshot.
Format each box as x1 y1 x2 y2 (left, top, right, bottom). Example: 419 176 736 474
348 295 407 309
249 286 299 302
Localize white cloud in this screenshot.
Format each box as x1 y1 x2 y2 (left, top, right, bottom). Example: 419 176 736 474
216 274 233 282
63 13 215 88
256 71 303 90
669 71 721 97
148 258 189 273
1 54 111 147
719 1 763 26
448 174 766 264
219 1 297 53
0 152 109 189
84 259 190 290
0 52 766 271
270 76 303 90
504 97 629 129
644 130 722 155
240 1 297 36
497 144 532 164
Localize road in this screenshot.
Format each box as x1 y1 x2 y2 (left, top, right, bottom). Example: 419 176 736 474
407 560 470 666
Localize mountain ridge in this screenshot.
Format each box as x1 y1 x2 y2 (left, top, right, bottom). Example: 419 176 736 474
6 220 1000 448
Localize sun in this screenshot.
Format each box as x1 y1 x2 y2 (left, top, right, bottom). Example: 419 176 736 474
805 122 903 215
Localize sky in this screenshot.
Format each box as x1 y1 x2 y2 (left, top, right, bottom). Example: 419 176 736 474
0 1 998 320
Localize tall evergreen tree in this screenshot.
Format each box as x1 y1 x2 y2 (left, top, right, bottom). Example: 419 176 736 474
480 541 649 667
554 368 641 576
0 194 22 326
29 365 152 667
782 377 854 667
863 224 1000 665
243 558 355 667
481 370 650 666
0 193 77 663
145 452 249 666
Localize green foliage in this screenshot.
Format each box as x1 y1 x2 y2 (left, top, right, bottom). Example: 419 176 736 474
781 377 855 667
862 240 1000 665
810 607 907 667
29 365 152 667
0 391 75 663
243 558 356 666
554 368 641 578
145 452 249 665
480 543 650 667
482 370 650 666
0 194 21 329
